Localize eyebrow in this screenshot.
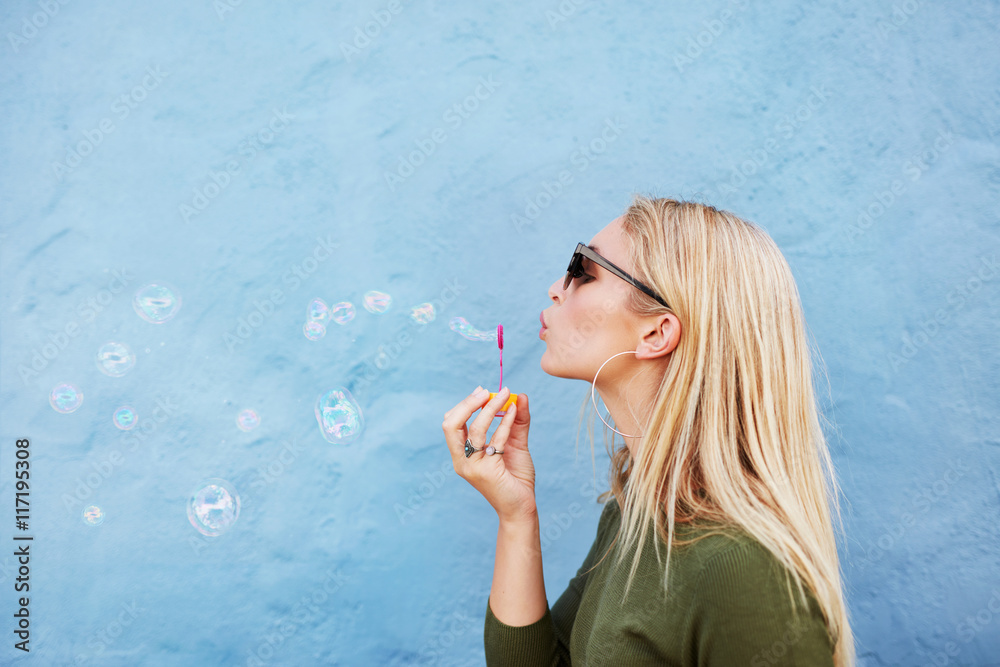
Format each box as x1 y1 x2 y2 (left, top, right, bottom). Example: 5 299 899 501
588 244 600 253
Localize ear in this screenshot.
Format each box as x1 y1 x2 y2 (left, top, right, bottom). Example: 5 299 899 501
635 313 681 360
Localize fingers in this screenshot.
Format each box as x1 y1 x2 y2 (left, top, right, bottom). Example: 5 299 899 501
510 393 528 423
442 386 490 426
468 387 511 444
441 386 492 460
488 401 517 450
505 393 529 441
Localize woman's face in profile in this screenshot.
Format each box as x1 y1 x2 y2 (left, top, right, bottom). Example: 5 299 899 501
540 216 642 383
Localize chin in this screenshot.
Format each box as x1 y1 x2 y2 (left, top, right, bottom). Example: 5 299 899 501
540 350 585 381
539 350 562 378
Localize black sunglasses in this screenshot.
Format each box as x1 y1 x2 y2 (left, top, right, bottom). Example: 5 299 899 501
564 242 670 309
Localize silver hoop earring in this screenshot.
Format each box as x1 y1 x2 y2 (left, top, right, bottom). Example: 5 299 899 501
590 350 641 439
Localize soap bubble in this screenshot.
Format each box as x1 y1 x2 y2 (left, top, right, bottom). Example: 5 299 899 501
410 303 436 324
50 383 83 413
307 298 330 324
304 321 326 340
187 478 241 537
133 282 182 324
449 317 496 341
236 409 260 432
330 301 356 324
113 405 138 430
363 291 392 314
315 386 364 444
82 505 104 526
96 341 136 377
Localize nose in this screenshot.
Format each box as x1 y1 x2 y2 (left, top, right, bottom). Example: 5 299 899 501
547 275 565 302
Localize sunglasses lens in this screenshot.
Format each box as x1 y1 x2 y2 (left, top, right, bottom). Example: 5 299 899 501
564 252 581 290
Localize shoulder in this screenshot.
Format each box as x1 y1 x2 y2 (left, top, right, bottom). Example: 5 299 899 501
679 526 810 613
687 528 789 589
678 528 835 664
664 526 802 616
594 495 623 536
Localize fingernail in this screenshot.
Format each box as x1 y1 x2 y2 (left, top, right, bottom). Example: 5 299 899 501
474 386 489 398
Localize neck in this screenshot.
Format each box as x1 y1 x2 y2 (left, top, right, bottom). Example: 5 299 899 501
594 361 663 457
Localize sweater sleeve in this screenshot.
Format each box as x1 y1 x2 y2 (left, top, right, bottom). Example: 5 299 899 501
484 501 614 667
684 541 836 667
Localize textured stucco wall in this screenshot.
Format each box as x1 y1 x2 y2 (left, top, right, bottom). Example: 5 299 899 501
1 0 998 665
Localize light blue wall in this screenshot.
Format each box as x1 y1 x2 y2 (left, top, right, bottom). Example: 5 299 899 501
1 0 998 665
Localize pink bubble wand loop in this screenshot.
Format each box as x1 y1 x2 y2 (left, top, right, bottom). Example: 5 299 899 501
488 323 516 417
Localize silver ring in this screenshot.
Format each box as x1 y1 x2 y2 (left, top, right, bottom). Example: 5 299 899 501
465 438 504 457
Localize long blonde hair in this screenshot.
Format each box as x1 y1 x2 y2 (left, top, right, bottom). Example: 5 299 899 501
576 194 854 666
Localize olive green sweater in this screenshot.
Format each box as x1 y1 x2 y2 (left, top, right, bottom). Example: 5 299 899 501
484 497 835 666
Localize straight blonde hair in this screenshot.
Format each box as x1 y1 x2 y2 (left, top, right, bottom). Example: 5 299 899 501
575 195 854 666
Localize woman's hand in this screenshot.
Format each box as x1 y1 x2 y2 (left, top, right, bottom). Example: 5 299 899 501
442 386 537 524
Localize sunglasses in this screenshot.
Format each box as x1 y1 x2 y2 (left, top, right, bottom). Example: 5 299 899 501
564 242 670 309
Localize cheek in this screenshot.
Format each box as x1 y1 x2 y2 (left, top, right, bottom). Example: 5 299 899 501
563 312 611 354
575 296 619 336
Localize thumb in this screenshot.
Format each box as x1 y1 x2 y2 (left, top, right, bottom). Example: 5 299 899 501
507 393 530 445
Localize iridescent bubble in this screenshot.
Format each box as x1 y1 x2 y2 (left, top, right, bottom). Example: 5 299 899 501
315 386 364 444
330 301 356 324
50 383 83 413
304 321 326 340
96 341 136 377
363 290 392 314
187 478 241 537
113 405 138 430
449 317 496 342
410 302 436 324
82 505 104 526
133 282 182 324
236 408 260 432
307 298 330 324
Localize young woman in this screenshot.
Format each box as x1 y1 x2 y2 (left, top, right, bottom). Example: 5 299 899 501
442 195 854 665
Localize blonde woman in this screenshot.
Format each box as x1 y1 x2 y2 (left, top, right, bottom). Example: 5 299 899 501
442 195 854 665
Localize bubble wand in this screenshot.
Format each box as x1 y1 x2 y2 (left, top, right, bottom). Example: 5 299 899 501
488 323 517 417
